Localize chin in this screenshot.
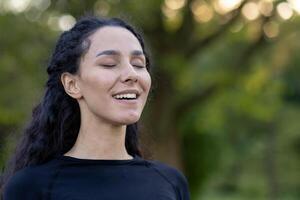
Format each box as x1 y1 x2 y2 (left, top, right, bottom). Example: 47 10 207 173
117 113 141 125
122 117 140 125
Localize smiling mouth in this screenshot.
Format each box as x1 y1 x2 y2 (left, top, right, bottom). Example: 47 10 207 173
112 93 139 100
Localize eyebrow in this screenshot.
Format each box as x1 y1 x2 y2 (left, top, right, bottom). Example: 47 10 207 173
96 50 144 57
131 50 144 56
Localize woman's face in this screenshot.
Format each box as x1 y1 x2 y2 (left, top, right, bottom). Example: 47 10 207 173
75 26 151 125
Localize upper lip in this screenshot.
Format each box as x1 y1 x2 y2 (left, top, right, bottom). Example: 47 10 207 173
112 89 141 97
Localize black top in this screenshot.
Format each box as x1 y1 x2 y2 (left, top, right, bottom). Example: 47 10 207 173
3 155 190 200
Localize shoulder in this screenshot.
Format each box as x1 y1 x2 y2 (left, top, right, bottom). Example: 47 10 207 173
3 167 41 199
146 159 191 200
3 159 59 200
147 160 188 185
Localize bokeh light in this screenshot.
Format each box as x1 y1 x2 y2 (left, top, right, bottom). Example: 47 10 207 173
277 2 293 20
214 0 242 15
161 2 183 31
164 0 186 10
263 21 279 38
47 15 60 31
31 0 50 11
162 3 179 19
3 0 31 13
58 14 76 31
242 2 260 20
191 0 214 23
288 0 300 14
258 0 273 16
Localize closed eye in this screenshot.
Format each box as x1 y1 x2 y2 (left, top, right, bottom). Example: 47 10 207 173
131 57 145 69
101 64 117 68
133 64 146 68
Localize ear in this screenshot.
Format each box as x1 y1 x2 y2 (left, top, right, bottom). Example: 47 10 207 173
60 72 82 99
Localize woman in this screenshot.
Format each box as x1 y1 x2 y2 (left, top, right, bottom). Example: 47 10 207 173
1 15 190 200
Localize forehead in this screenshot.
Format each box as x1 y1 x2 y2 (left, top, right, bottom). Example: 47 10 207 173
86 26 143 55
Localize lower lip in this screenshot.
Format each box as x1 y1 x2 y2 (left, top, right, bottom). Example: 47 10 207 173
113 98 139 105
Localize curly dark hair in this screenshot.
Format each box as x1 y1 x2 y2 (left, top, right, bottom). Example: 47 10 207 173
0 15 151 192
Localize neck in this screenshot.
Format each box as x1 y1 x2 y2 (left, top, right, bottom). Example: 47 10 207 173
64 109 132 160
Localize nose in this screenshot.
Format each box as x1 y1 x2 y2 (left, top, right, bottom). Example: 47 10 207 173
120 61 138 83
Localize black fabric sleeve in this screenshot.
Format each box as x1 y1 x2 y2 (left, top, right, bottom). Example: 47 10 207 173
149 160 191 200
172 167 190 200
3 168 41 200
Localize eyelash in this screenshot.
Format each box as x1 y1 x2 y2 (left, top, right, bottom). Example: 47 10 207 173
101 64 116 68
101 64 146 68
133 64 146 68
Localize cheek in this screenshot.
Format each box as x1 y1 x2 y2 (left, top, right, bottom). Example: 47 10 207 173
81 70 117 95
139 71 151 92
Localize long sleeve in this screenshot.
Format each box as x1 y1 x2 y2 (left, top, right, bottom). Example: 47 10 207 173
148 160 191 200
3 168 42 200
175 168 191 200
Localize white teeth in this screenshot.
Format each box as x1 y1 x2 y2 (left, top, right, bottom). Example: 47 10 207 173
114 93 137 99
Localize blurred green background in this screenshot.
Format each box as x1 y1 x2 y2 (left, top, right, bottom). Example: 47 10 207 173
1 0 300 199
